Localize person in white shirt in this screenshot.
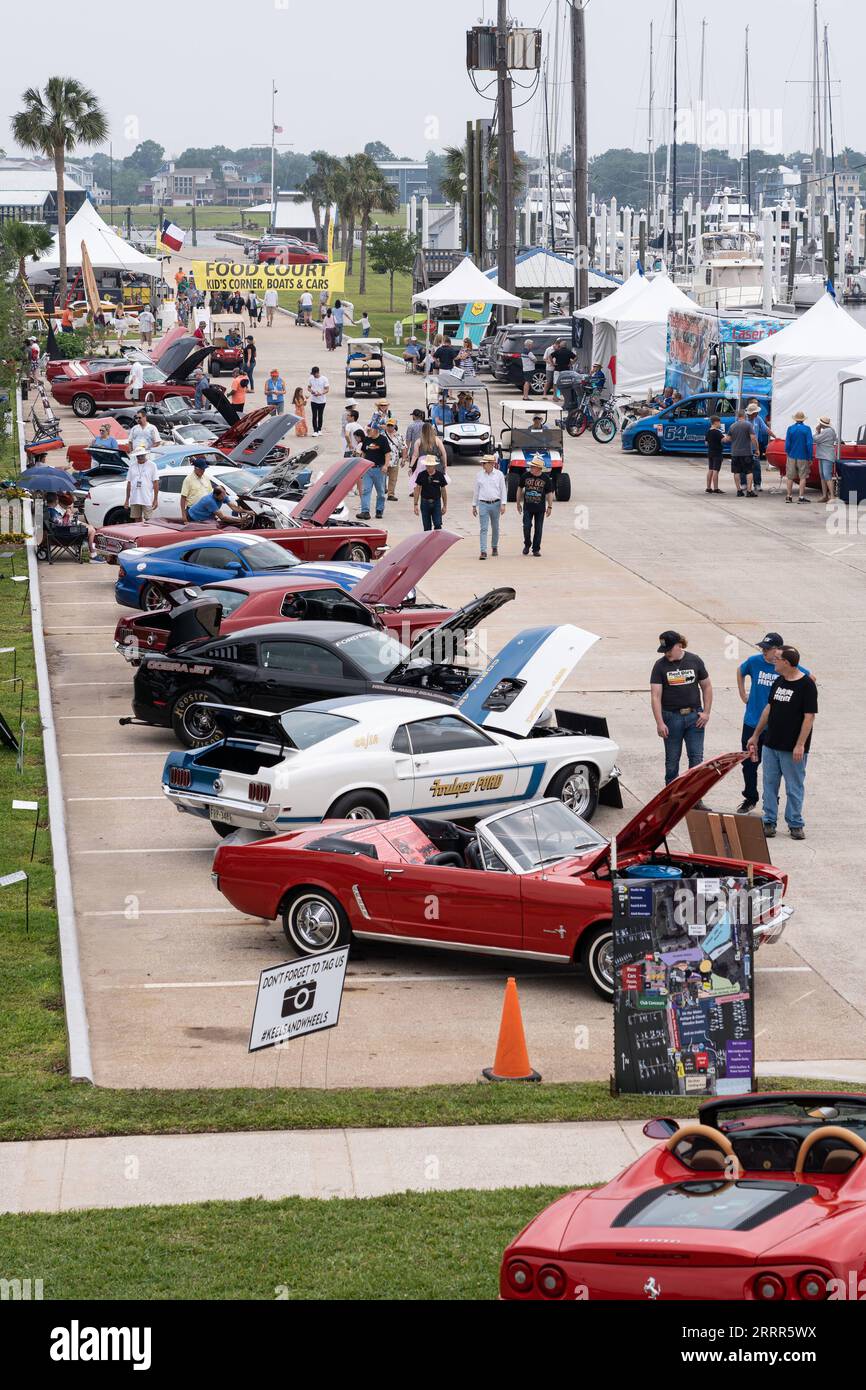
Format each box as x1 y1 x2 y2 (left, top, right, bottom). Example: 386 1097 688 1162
263 286 279 327
124 446 160 520
472 455 507 559
307 367 329 435
129 412 161 453
299 290 313 326
113 308 131 343
137 307 155 346
127 359 144 400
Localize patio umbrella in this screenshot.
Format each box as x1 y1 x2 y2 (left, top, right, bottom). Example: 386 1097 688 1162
19 465 79 492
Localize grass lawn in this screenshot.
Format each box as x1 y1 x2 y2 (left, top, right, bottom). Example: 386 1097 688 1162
0 1186 565 1299
125 203 266 232
277 263 415 351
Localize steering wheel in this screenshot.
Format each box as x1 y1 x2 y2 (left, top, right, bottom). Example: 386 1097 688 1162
665 1123 735 1167
794 1125 866 1175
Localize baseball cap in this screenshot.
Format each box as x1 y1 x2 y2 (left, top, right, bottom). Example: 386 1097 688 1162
192 460 207 472
657 629 683 653
757 632 784 649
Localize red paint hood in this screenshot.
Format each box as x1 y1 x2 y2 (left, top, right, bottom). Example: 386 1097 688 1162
585 752 747 869
295 456 373 526
350 530 460 607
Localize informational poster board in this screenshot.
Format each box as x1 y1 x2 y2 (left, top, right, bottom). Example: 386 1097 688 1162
248 948 348 1052
612 875 755 1097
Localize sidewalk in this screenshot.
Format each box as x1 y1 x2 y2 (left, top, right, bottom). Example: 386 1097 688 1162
0 1120 654 1214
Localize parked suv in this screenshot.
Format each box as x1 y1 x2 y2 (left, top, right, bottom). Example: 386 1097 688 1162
488 322 573 394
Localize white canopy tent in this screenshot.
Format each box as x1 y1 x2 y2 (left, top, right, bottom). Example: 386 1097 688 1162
412 256 522 311
26 198 164 280
576 272 696 397
836 356 866 453
741 293 866 437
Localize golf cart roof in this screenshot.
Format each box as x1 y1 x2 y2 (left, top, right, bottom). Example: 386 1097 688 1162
425 377 490 403
348 337 384 347
501 401 564 422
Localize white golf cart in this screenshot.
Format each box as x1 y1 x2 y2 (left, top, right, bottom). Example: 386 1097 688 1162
345 338 387 398
499 400 571 502
425 372 494 465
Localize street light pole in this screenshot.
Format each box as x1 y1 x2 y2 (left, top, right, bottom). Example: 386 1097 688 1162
497 0 516 310
270 80 278 233
570 0 588 308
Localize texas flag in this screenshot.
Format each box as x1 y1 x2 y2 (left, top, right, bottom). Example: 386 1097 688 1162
160 219 185 253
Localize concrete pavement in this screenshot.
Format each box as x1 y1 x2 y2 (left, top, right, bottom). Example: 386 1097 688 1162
36 241 866 1089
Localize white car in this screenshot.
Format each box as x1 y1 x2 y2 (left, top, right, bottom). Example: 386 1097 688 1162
84 462 348 530
161 625 621 835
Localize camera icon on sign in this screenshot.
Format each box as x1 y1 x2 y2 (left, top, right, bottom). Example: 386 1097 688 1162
281 981 317 1018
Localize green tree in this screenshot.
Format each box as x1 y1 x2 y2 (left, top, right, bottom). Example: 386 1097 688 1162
369 230 419 310
296 151 341 250
1 219 54 282
364 141 396 161
123 140 164 176
350 154 399 295
11 77 108 297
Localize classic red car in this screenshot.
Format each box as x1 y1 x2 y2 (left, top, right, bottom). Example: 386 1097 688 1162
94 455 387 564
113 530 463 656
501 1090 866 1301
51 338 211 417
766 436 866 489
44 325 190 381
66 405 278 473
211 754 790 999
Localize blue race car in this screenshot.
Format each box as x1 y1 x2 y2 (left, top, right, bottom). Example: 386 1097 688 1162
621 392 769 457
115 533 371 611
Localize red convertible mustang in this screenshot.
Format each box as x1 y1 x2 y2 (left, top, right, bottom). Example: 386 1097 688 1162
94 456 387 564
501 1090 866 1301
113 530 464 655
212 755 790 998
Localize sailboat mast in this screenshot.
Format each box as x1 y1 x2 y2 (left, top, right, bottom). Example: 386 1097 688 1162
697 18 706 207
824 24 837 223
671 0 679 269
648 20 656 235
744 26 752 229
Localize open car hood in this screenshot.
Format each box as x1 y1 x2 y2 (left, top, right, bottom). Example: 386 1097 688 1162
388 587 516 682
456 624 599 738
585 752 748 871
295 456 373 525
226 412 298 468
167 596 224 649
351 530 460 608
149 326 187 365
165 344 214 383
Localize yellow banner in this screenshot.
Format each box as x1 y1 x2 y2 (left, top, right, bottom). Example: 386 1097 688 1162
191 260 345 294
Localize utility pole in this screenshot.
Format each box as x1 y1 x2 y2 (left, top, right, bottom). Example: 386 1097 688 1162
671 0 678 271
648 21 656 237
571 0 588 307
466 120 476 259
270 80 278 233
497 0 516 308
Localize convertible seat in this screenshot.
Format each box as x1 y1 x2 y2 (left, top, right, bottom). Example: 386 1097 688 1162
822 1148 860 1173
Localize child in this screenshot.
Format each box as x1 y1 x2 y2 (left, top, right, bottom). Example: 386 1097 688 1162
705 415 725 494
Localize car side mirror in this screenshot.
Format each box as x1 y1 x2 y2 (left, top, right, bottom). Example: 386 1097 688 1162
225 560 244 574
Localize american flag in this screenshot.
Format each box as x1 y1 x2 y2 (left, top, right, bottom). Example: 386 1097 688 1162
273 124 283 134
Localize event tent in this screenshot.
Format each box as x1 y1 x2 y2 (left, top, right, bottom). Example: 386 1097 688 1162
26 198 163 279
741 292 866 435
483 247 621 297
412 256 522 310
576 272 696 397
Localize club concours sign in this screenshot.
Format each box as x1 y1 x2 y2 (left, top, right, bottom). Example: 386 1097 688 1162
191 259 346 294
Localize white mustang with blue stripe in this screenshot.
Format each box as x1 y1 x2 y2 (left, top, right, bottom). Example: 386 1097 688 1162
162 625 621 835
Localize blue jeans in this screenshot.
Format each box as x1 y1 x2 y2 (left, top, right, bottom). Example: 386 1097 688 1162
420 496 442 530
761 746 807 828
245 363 255 390
360 466 387 516
268 398 284 414
478 500 502 551
662 708 705 784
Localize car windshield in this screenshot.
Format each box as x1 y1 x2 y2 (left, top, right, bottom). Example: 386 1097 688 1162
278 709 357 748
237 539 299 572
484 800 606 872
142 367 165 384
175 425 216 443
212 468 261 495
333 629 409 679
162 398 187 416
200 586 251 618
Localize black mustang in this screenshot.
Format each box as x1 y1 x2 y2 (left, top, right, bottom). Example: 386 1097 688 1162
130 601 510 747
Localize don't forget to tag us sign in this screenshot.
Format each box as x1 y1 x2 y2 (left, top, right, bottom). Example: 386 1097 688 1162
248 947 349 1052
191 260 346 294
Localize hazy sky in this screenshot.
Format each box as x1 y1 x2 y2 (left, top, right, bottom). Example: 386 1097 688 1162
2 0 862 166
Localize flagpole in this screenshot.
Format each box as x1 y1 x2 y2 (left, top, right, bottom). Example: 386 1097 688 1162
270 80 277 234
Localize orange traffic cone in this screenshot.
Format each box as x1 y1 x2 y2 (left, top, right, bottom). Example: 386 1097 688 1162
482 977 541 1082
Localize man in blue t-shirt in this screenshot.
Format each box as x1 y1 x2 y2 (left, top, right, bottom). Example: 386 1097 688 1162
187 485 246 526
784 412 814 505
737 632 810 811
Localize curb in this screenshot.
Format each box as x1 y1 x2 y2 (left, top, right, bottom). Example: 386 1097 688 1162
16 385 93 1084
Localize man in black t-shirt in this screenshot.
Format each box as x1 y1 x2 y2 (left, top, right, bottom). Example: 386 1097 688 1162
705 414 725 494
747 645 817 839
412 455 448 531
357 425 392 519
516 456 554 556
433 337 459 373
650 630 713 785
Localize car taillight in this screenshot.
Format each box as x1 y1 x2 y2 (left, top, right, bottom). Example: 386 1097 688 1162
248 781 270 803
169 767 191 788
504 1259 534 1294
753 1272 787 1301
797 1270 829 1301
537 1264 567 1298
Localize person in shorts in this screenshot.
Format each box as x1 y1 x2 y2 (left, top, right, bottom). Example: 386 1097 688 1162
705 415 725 493
784 410 814 503
813 415 837 502
520 340 537 400
727 411 757 496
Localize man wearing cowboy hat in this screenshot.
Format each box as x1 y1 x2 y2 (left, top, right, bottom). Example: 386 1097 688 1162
124 444 160 522
784 411 814 503
745 400 773 492
516 454 554 556
813 415 837 501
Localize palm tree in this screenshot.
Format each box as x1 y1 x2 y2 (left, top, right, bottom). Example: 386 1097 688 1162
11 78 108 301
334 154 363 271
350 155 398 295
440 138 526 210
295 151 341 253
1 218 54 282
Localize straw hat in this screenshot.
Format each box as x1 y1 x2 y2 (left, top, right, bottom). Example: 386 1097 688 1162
817 415 831 428
793 410 806 421
745 401 761 415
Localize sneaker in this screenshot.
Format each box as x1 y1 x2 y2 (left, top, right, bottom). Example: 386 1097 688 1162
737 799 757 814
694 800 710 811
387 495 398 501
492 547 498 556
762 821 777 838
798 496 811 503
705 487 714 493
737 490 745 497
789 825 806 840
786 496 793 503
479 552 487 560
747 490 757 497
90 553 106 563
532 550 541 557
375 513 384 519
522 545 530 555
356 511 371 520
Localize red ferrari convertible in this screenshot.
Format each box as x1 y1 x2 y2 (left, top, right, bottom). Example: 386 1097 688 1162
501 1090 866 1301
113 530 465 655
211 755 790 998
94 456 387 564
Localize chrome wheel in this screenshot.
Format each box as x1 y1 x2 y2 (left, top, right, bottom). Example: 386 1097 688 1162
142 583 165 612
559 767 591 816
584 925 615 1000
346 804 376 820
291 895 340 951
182 703 216 742
595 937 614 989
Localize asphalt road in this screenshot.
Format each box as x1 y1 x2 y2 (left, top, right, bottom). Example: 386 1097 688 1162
39 259 866 1087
